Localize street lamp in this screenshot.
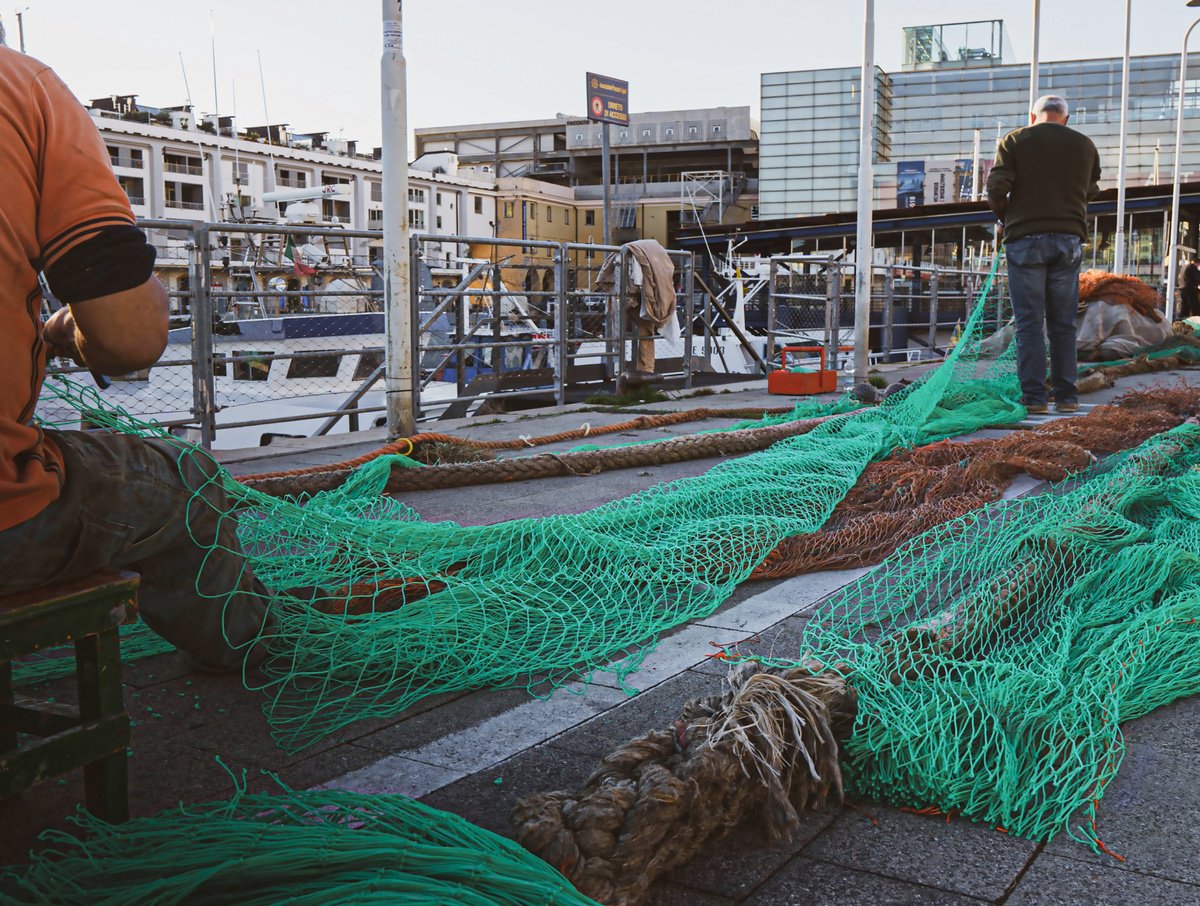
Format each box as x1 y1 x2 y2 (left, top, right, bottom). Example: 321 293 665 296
1114 0 1132 274
1165 0 1200 322
853 0 875 384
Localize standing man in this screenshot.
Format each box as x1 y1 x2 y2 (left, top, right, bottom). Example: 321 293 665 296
1181 255 1200 320
0 44 270 671
987 95 1101 414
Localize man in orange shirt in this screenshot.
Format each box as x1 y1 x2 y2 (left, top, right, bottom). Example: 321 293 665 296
0 44 269 671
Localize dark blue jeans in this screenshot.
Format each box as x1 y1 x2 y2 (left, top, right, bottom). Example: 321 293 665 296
1005 232 1083 406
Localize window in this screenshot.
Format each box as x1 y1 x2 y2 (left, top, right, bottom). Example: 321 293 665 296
473 195 483 214
436 215 443 229
118 175 146 206
277 167 307 188
436 192 443 205
286 350 342 379
369 181 382 202
585 210 595 226
232 350 271 382
503 201 514 218
529 202 537 220
408 187 426 205
565 208 570 225
586 247 595 260
750 204 760 221
575 132 584 141
546 206 552 222
619 130 628 139
641 129 652 138
232 160 249 184
212 353 226 377
664 127 675 137
712 124 722 133
409 208 426 230
354 349 384 380
688 126 698 136
323 199 350 221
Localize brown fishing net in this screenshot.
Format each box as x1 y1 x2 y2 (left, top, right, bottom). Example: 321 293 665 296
750 386 1200 580
1078 269 1164 321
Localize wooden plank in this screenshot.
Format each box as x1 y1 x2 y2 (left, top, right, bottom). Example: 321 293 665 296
0 573 139 660
0 701 76 737
0 715 129 800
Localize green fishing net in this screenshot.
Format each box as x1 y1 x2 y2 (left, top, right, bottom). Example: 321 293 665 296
34 259 1020 752
1 778 599 905
797 421 1200 847
27 254 1200 856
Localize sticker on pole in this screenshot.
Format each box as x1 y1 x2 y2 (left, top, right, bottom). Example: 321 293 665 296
585 72 629 126
383 20 403 50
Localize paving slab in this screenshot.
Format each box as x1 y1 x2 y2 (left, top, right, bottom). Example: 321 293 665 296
547 671 721 758
1006 852 1200 906
419 743 597 838
742 854 988 905
1043 742 1200 887
802 806 1038 901
654 809 840 901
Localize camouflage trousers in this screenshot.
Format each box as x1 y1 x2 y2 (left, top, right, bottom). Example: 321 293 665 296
0 430 270 671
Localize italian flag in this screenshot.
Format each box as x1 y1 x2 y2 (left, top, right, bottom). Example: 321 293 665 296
284 237 317 276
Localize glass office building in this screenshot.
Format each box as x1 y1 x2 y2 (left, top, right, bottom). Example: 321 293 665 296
761 19 1200 233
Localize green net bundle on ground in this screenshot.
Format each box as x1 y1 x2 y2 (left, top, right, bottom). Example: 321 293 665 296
0 780 599 905
796 420 1200 846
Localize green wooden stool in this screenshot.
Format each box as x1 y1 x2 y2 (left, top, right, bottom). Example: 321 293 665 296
0 569 139 823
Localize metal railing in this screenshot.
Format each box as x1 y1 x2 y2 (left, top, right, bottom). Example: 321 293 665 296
40 220 1011 452
109 155 144 169
410 235 697 415
766 257 1010 370
166 200 206 211
164 161 204 176
39 221 708 450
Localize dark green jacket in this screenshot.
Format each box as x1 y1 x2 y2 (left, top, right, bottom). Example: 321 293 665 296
986 122 1101 243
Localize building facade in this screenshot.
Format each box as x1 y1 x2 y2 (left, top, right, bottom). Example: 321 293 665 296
417 106 760 245
90 96 499 301
760 19 1200 240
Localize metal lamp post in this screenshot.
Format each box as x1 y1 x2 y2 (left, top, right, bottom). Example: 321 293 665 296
1165 2 1200 322
381 0 414 437
1029 0 1041 113
1114 0 1133 274
853 0 875 384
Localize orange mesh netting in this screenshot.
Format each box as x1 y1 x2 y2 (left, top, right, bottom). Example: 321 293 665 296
750 385 1200 579
1078 270 1163 321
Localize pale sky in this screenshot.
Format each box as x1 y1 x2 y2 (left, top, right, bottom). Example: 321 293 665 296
6 0 1200 152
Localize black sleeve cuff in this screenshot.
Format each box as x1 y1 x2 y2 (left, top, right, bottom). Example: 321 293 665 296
43 225 157 304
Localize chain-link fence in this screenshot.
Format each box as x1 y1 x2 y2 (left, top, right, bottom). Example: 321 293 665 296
39 222 705 449
766 258 1011 370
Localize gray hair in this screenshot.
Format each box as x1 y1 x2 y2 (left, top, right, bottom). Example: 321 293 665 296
1032 95 1069 117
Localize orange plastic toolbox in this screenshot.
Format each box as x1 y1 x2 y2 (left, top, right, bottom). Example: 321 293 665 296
767 345 839 395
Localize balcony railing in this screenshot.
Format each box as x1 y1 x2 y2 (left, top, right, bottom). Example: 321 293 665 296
125 196 147 206
109 155 145 169
165 161 204 176
166 200 205 210
277 176 306 188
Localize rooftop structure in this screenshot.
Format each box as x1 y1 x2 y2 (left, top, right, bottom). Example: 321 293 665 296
901 19 1013 72
758 22 1200 277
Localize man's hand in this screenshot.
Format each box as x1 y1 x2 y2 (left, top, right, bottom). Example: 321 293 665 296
42 307 85 364
994 222 1004 243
